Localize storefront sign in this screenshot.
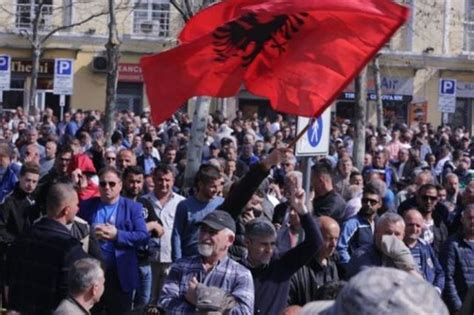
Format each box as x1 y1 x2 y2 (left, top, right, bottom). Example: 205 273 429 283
53 59 74 95
456 81 474 98
118 63 143 82
344 76 414 95
0 55 11 90
341 92 409 102
11 59 54 75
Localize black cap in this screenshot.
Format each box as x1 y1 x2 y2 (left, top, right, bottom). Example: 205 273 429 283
200 210 236 233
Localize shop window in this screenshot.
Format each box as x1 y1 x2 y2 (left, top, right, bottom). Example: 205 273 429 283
448 98 472 134
132 0 170 38
465 0 474 51
16 0 53 32
117 82 143 114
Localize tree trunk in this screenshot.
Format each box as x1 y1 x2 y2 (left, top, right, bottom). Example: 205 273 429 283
183 96 211 192
353 67 367 170
104 0 121 146
373 56 384 130
28 45 41 117
27 3 44 117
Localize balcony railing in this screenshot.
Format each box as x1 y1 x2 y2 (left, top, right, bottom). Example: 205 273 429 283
132 2 170 38
15 3 53 32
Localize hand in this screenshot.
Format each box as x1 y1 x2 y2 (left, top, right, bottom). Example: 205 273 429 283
242 209 256 224
185 276 199 305
147 221 164 237
71 169 87 188
262 148 291 170
95 223 118 241
291 188 308 214
268 183 282 200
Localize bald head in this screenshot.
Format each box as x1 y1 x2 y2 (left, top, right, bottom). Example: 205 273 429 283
46 183 79 225
320 216 340 235
404 209 424 222
318 216 340 259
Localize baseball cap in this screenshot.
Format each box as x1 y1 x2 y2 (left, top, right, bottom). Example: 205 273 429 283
302 267 448 315
199 210 236 234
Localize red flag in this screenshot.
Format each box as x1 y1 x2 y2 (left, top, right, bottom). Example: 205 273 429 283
140 0 409 125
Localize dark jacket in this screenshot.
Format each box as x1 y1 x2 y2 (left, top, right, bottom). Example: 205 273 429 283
409 239 444 291
137 155 160 175
312 190 346 224
0 185 38 247
6 218 88 315
288 254 339 306
239 213 322 315
441 233 474 312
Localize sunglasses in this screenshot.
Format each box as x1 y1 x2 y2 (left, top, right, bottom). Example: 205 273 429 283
106 157 116 161
361 197 379 205
99 181 117 188
422 195 438 201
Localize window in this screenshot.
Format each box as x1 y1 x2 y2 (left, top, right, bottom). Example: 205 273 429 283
133 0 170 38
16 0 53 31
465 0 474 51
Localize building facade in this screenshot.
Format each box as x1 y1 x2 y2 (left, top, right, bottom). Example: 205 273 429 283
0 0 183 117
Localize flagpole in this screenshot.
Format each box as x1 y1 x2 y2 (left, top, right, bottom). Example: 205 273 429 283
287 120 311 148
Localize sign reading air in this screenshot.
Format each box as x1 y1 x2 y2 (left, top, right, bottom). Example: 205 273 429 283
0 55 11 91
295 107 331 156
438 79 456 113
53 59 74 95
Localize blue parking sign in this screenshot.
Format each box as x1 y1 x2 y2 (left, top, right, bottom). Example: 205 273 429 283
440 79 456 96
55 59 72 76
0 56 10 72
54 58 74 95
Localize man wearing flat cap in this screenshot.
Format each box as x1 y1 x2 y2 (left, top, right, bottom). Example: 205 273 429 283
159 210 254 314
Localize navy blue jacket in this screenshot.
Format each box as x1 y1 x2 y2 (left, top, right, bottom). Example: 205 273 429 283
441 233 474 312
337 214 374 264
240 213 322 315
409 240 444 291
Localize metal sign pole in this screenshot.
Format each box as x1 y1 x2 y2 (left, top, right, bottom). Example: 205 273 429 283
59 94 65 121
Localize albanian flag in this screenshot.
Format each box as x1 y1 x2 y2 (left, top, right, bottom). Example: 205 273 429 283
140 0 409 125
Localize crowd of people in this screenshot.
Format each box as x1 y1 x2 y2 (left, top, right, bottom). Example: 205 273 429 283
0 105 473 314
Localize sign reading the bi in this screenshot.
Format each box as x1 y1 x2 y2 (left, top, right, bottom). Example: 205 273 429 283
53 58 74 95
0 55 11 91
296 108 331 156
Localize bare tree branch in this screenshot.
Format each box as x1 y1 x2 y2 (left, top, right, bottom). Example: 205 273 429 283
170 0 190 22
183 0 194 20
40 10 108 44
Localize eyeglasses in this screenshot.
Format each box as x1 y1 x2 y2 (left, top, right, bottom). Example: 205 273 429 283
99 181 117 188
361 197 379 206
422 195 438 201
